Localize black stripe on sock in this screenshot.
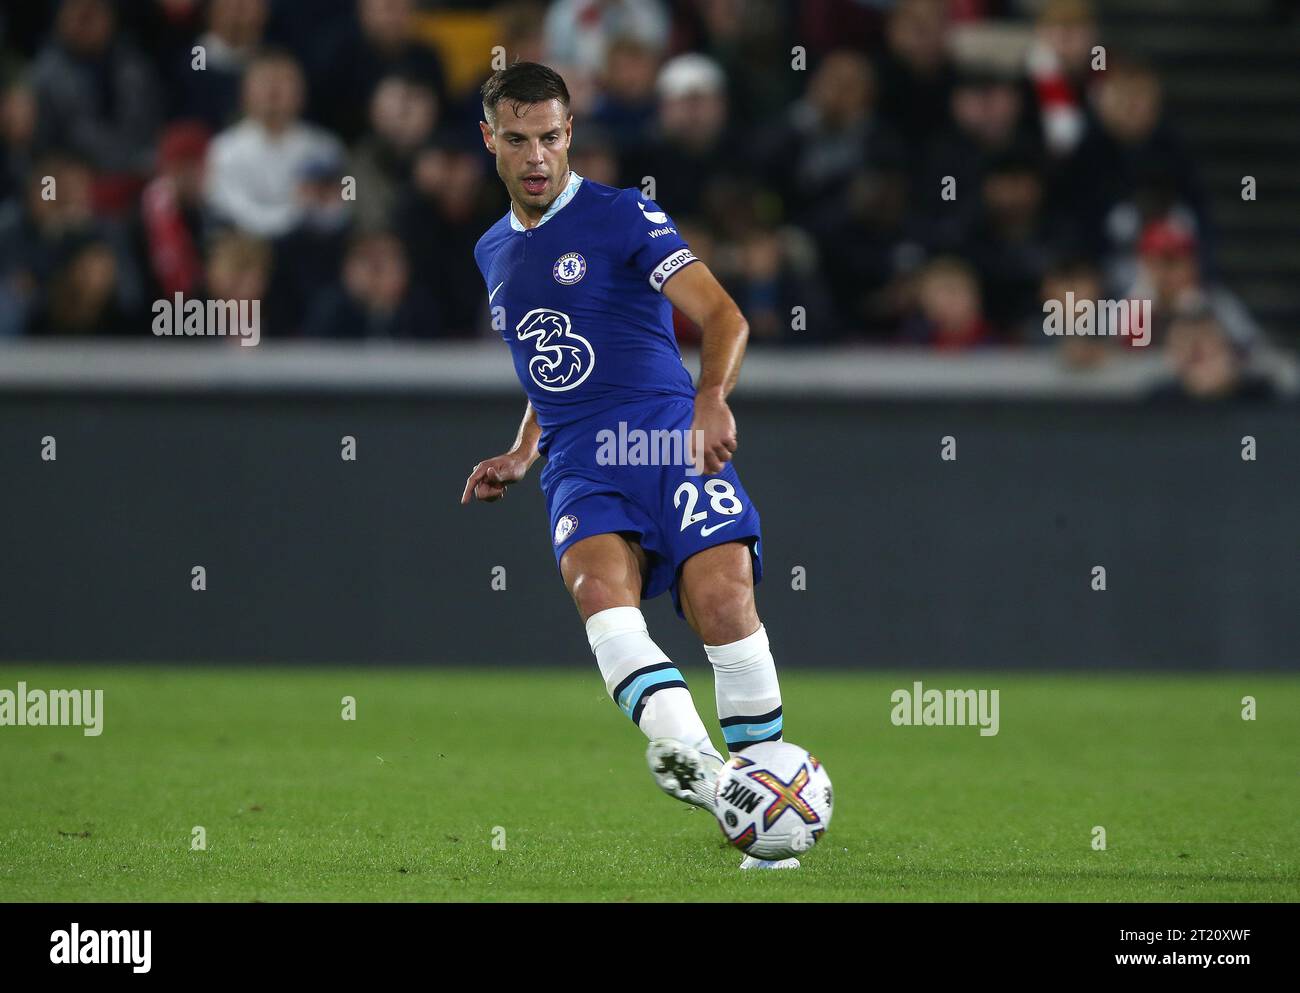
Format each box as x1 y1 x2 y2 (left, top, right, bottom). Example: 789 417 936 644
611 661 677 704
631 679 688 724
719 705 783 729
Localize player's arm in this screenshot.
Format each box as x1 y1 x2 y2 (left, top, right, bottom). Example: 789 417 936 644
662 261 749 475
460 401 541 504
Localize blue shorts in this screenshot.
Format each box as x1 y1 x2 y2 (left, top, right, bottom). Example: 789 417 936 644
539 397 763 617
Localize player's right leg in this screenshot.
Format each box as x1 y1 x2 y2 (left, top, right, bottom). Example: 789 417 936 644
561 533 723 808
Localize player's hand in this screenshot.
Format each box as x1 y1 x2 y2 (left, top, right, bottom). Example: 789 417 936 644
461 453 529 504
689 392 738 476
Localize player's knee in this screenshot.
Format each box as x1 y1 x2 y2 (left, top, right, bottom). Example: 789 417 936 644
569 571 635 621
689 575 758 645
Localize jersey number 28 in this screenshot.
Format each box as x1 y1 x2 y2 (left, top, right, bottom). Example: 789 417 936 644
673 479 743 532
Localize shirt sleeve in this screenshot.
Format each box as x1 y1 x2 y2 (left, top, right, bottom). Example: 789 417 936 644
615 188 699 293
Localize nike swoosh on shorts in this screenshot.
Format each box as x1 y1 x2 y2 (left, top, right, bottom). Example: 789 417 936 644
699 520 737 537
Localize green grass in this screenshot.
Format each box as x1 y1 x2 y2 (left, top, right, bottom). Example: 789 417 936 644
0 667 1297 902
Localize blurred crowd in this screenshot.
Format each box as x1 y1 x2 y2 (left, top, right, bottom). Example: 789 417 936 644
0 0 1290 401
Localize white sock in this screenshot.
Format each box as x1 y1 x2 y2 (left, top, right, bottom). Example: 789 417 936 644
585 606 722 761
705 624 783 754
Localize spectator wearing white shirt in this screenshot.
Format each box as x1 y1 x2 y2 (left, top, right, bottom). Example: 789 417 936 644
204 50 344 239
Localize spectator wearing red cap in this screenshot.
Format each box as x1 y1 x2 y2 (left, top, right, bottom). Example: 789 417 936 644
1126 215 1262 350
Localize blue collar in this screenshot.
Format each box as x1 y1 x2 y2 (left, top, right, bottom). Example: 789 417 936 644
509 171 583 231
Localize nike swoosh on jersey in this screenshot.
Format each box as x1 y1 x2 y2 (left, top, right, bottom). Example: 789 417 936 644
488 281 505 303
699 520 737 537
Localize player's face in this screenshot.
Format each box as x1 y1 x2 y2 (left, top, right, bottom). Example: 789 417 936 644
480 99 572 217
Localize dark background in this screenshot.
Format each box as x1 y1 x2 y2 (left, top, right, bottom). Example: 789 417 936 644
3 392 1296 669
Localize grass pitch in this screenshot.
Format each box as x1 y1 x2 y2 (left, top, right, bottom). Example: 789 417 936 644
0 666 1296 902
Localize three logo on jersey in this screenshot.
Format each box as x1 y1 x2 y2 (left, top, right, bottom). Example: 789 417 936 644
486 252 592 392
515 308 595 392
504 198 683 392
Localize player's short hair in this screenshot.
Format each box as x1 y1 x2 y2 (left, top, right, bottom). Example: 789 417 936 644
480 62 570 129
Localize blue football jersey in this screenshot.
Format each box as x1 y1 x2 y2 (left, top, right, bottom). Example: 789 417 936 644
473 173 700 454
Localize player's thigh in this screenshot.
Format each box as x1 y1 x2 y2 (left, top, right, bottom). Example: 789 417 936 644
559 533 650 622
677 540 760 645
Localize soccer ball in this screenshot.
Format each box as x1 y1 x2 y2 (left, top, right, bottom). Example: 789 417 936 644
713 741 833 860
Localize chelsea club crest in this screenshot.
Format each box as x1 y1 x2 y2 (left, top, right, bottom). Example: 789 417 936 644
553 253 586 285
554 514 579 545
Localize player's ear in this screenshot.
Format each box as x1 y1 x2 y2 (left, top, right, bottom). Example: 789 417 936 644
479 120 495 153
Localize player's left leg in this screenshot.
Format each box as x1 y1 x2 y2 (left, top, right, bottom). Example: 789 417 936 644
677 541 784 758
678 540 795 869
